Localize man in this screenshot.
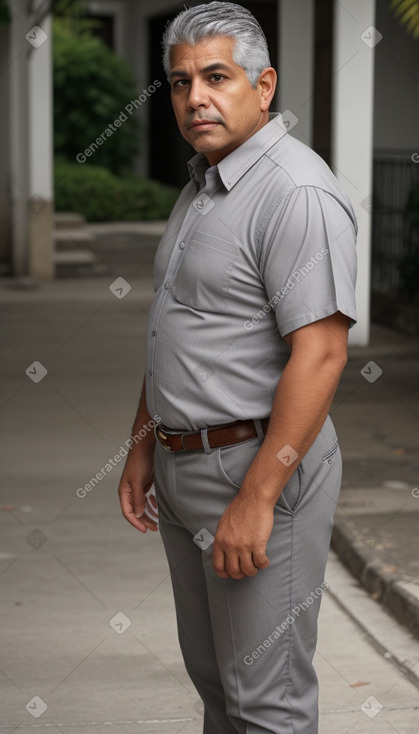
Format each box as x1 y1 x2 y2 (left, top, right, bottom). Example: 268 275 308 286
118 2 357 732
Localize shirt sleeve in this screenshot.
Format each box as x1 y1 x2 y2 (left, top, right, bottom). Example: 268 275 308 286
259 185 358 337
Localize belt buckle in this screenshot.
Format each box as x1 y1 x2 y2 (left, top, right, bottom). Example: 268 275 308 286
154 423 173 451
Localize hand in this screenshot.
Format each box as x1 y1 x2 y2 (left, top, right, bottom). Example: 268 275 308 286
118 453 158 533
212 492 274 579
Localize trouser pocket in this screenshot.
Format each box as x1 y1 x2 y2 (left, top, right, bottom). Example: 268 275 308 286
277 464 303 513
216 436 263 489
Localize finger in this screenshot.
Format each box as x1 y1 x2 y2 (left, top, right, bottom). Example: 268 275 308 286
238 552 259 577
119 489 148 533
252 549 270 571
138 511 159 532
125 508 149 533
212 543 229 579
142 494 159 528
224 551 245 580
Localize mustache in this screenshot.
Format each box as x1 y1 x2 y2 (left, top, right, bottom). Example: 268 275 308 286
186 113 225 126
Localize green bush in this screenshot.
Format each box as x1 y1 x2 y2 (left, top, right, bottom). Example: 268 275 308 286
0 0 11 28
53 18 141 173
54 159 179 221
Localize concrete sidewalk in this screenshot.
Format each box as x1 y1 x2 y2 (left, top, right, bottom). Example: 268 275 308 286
330 323 419 641
0 227 419 731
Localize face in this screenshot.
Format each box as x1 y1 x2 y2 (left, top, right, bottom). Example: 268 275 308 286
169 36 276 166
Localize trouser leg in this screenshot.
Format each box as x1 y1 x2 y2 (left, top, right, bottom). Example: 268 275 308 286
154 416 342 734
154 443 238 734
159 520 239 734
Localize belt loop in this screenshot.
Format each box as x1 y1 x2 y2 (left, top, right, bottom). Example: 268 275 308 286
253 419 265 442
201 428 212 454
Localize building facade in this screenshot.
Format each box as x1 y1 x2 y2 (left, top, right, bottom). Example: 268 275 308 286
1 0 419 344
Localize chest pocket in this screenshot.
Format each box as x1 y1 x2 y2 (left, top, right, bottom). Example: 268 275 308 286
172 233 239 313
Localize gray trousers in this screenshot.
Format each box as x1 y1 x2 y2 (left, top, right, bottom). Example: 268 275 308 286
153 415 341 734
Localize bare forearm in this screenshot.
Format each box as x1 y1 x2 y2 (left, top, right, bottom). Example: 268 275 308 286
118 377 159 533
212 312 350 578
240 351 346 506
129 378 158 453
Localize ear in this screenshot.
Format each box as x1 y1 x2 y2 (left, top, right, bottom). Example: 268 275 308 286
258 67 277 111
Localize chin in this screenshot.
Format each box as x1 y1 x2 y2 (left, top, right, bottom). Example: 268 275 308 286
191 143 219 155
187 132 227 150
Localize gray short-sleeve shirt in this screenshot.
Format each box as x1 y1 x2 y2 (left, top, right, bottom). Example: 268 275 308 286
145 115 357 430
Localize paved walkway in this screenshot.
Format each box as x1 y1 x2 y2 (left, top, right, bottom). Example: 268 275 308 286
1 225 419 732
331 320 419 641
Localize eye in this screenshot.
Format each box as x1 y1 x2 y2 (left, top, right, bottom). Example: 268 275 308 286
173 79 189 88
209 74 225 82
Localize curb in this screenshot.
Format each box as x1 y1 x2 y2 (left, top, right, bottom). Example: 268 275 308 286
326 551 419 691
331 513 419 641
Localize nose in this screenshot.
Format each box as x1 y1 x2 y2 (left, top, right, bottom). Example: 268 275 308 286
187 78 210 110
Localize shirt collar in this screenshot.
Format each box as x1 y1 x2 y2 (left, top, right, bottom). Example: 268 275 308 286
187 113 287 192
187 154 209 190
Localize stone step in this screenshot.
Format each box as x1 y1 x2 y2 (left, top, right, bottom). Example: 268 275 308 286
54 249 100 277
54 228 95 251
54 250 97 265
53 212 86 229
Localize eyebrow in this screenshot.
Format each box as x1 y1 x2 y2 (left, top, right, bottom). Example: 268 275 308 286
170 62 232 79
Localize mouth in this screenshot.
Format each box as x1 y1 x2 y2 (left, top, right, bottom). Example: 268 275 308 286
187 120 221 131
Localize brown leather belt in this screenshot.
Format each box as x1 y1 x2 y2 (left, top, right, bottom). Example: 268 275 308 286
154 418 270 453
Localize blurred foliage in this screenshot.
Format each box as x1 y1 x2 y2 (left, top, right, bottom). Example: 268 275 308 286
390 0 419 39
53 18 141 173
54 159 179 221
0 0 91 29
398 183 419 302
0 0 11 27
52 0 93 31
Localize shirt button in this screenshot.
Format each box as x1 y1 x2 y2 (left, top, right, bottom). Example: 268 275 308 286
196 199 204 209
179 241 185 249
164 282 169 290
149 369 153 376
152 330 156 337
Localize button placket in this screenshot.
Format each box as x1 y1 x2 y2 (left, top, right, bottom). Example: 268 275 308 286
148 183 217 415
192 192 215 215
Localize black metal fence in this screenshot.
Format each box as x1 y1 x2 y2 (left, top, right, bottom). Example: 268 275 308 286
372 155 419 297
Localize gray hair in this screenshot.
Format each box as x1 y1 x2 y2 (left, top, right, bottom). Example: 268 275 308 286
162 1 271 89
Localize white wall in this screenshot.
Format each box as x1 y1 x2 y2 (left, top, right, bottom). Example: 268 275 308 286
332 0 377 346
28 15 53 203
278 0 314 147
